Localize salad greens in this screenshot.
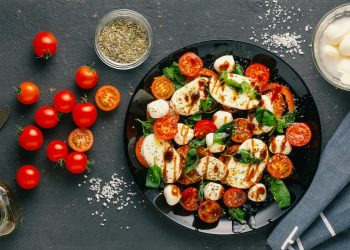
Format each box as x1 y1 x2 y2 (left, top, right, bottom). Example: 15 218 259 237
233 63 244 76
268 177 291 209
255 109 295 133
234 149 263 164
183 148 199 174
228 208 246 224
145 164 163 188
163 62 186 90
136 118 154 136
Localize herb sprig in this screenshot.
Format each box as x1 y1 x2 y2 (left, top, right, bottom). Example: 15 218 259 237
136 118 155 136
163 62 185 90
255 109 295 134
234 149 263 164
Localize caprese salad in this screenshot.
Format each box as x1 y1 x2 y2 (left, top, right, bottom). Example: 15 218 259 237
135 52 312 224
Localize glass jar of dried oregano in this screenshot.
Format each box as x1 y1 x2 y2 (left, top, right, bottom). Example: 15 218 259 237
95 9 153 70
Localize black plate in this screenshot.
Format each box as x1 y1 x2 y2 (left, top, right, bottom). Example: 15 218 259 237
124 40 321 235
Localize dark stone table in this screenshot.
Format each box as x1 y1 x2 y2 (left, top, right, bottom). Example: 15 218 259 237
1 0 350 249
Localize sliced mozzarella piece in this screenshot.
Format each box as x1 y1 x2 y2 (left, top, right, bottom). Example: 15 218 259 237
174 123 194 145
204 182 224 201
252 94 274 135
214 55 235 73
324 24 347 45
163 184 181 206
269 135 292 155
205 133 226 153
140 134 182 183
196 156 227 181
224 139 268 189
248 183 267 202
147 99 169 119
212 110 233 129
323 44 339 58
170 77 209 116
209 74 260 110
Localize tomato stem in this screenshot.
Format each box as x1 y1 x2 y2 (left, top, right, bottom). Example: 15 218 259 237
57 112 64 121
81 94 88 104
55 159 65 168
86 160 94 170
87 62 96 70
13 86 21 96
15 125 23 134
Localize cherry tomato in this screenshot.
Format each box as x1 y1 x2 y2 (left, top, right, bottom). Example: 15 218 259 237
245 63 270 90
272 93 286 119
223 188 247 208
179 187 199 211
95 85 121 111
153 113 178 140
18 125 44 151
34 106 58 129
16 165 40 189
178 52 203 77
198 200 222 223
151 76 175 100
72 102 97 128
53 90 76 113
194 120 217 138
68 128 94 153
231 118 253 143
200 68 217 77
33 31 57 59
16 81 40 105
267 154 293 179
262 83 295 112
286 123 312 147
65 152 88 174
75 65 99 89
135 136 149 168
46 140 68 162
196 146 214 158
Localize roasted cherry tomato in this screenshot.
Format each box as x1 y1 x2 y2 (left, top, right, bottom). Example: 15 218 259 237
34 106 59 128
272 93 286 119
286 122 312 147
46 140 68 162
200 68 217 77
267 154 293 179
53 90 76 113
135 136 149 168
262 83 295 112
179 187 199 211
72 102 97 128
16 165 40 190
68 128 94 152
95 85 121 111
153 113 178 140
231 118 252 143
151 76 175 100
196 146 214 158
223 187 247 208
194 120 217 138
177 170 202 185
18 125 43 151
33 31 57 59
75 65 99 89
65 152 88 174
245 63 270 90
198 200 222 224
178 52 203 77
16 81 40 105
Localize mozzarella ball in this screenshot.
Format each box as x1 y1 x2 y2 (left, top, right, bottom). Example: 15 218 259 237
147 99 169 119
163 184 181 206
323 44 339 58
324 24 347 45
339 34 350 56
174 123 194 145
212 110 233 129
338 59 350 75
204 182 225 201
214 55 235 73
341 73 350 85
269 135 292 155
205 133 226 153
248 183 267 202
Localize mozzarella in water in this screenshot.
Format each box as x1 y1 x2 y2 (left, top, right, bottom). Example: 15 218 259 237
339 34 350 56
269 135 292 155
248 183 267 202
214 55 235 73
338 59 350 75
323 44 339 58
147 99 169 119
170 77 209 116
196 156 227 181
205 133 226 153
212 110 233 129
163 184 181 206
209 74 260 110
324 23 347 45
203 182 224 201
174 123 194 145
141 134 182 183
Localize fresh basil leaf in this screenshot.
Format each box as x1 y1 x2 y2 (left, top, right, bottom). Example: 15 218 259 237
234 63 244 76
220 70 241 89
145 164 163 188
213 132 229 144
255 108 277 126
183 148 199 174
216 121 236 134
136 119 154 136
200 97 217 113
228 208 246 224
234 149 263 164
276 112 296 133
241 81 251 93
163 62 185 90
198 180 205 200
183 114 202 128
189 138 206 149
269 178 291 209
251 91 262 100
